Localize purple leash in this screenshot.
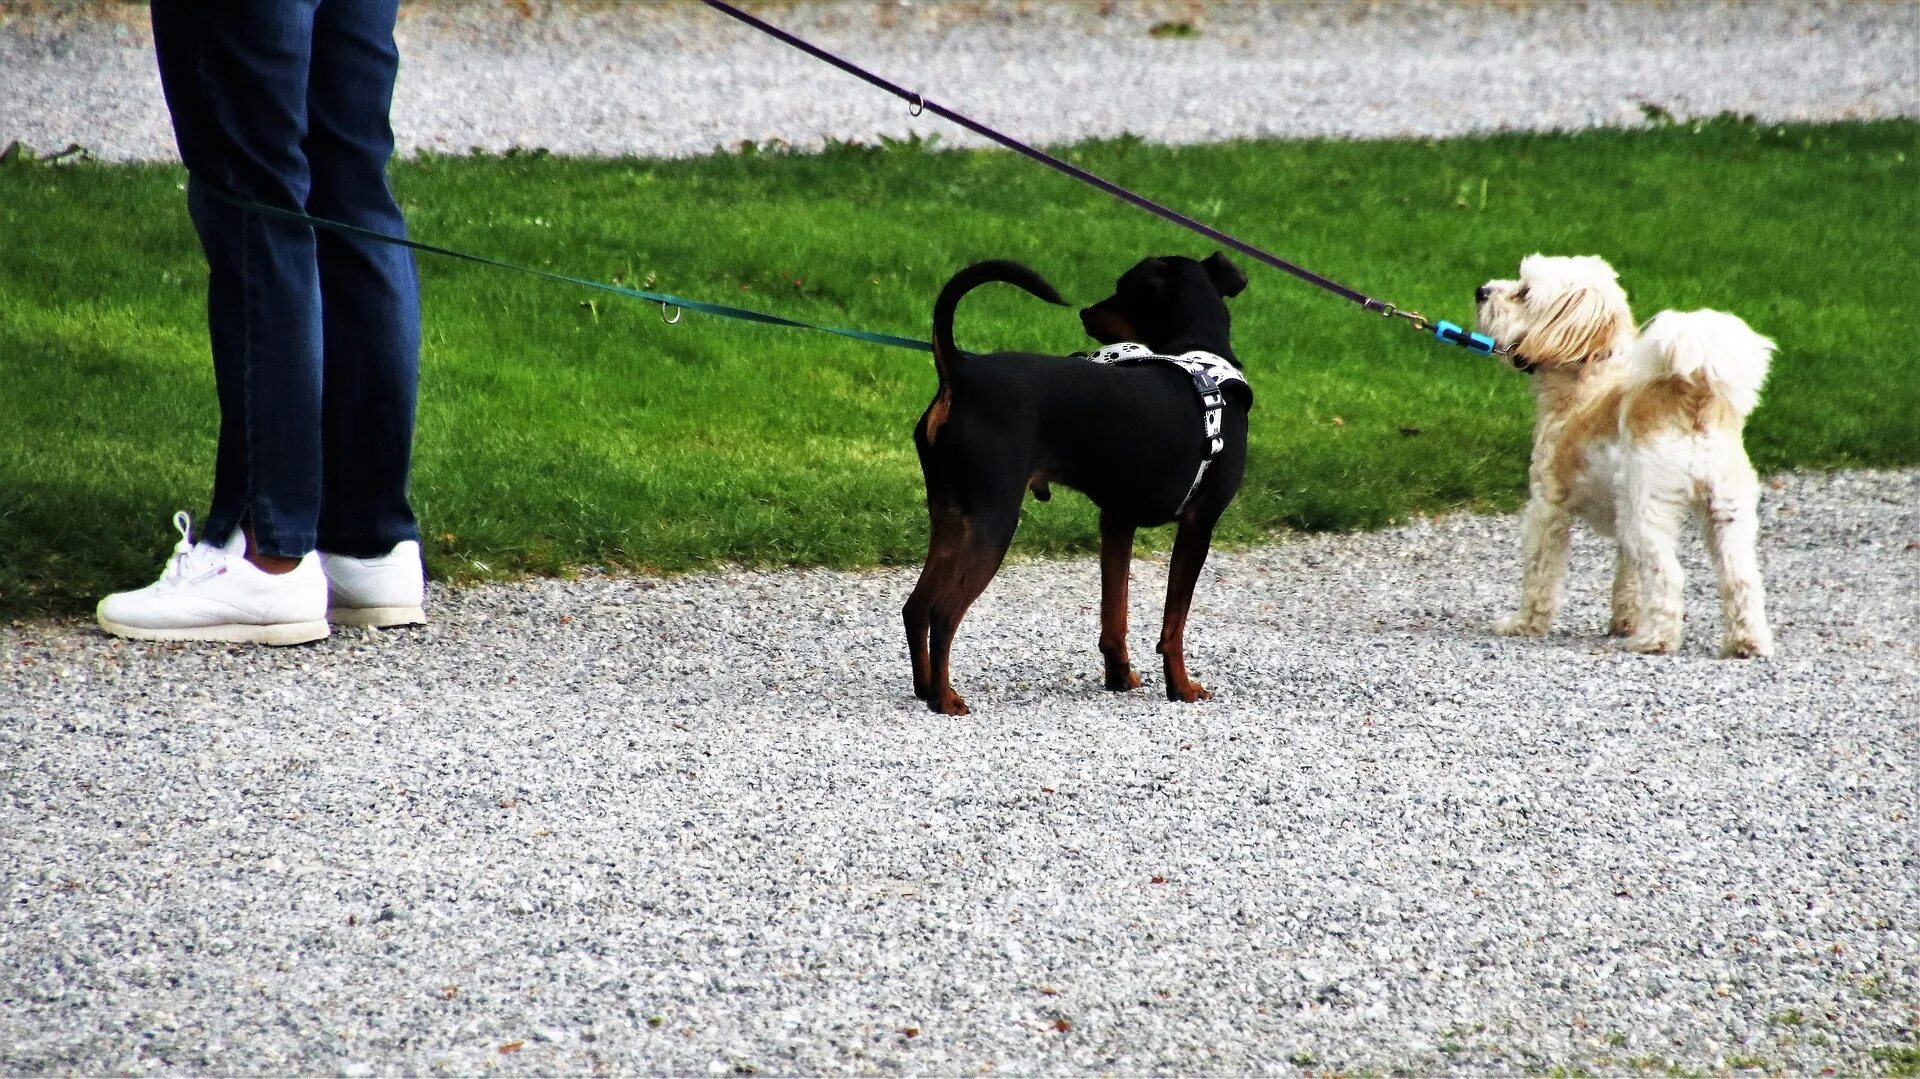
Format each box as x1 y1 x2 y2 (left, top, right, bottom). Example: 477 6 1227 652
700 0 1505 357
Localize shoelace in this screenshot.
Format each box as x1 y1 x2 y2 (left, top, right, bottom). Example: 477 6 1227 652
158 511 232 588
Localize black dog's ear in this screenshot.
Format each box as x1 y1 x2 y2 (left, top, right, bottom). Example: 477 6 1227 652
1203 251 1247 298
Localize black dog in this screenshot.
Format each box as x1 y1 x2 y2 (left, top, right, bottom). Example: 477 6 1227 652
903 254 1252 714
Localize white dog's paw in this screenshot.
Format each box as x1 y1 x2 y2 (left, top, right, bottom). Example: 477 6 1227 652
1623 633 1678 655
1492 614 1548 638
1607 615 1638 638
1720 635 1774 659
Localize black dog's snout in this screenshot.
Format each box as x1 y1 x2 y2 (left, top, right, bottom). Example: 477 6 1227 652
1475 285 1493 303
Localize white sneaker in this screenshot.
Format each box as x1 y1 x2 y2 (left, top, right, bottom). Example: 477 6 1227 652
96 512 330 646
320 540 426 627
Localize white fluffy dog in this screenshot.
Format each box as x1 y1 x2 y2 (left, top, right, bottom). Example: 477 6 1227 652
1474 254 1777 657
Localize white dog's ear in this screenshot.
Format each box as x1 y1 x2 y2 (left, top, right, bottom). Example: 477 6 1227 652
1515 281 1632 366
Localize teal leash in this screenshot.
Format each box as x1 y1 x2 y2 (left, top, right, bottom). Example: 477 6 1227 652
200 185 934 354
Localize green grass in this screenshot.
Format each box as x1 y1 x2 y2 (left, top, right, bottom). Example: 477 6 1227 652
1873 1044 1920 1077
2 119 1916 617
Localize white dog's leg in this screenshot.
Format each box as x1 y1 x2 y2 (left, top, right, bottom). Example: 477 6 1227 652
1608 546 1641 637
1621 479 1687 654
1494 497 1572 637
1702 473 1773 658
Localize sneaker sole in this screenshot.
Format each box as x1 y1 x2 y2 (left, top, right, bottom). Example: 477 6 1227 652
328 605 427 628
97 617 331 646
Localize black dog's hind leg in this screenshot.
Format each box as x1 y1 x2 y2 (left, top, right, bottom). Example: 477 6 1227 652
920 504 1020 717
1157 511 1219 703
904 503 967 700
1098 513 1142 691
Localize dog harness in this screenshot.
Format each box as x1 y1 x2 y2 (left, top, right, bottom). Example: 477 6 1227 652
1085 342 1249 513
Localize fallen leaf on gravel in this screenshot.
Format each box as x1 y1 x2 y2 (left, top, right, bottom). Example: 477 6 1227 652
1052 1019 1072 1032
500 1041 524 1054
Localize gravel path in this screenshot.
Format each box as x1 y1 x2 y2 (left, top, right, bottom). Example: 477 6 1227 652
1 1 1916 162
5 2 1918 1073
4 469 1916 1075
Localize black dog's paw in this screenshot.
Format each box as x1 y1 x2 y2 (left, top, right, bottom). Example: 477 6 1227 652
1165 679 1212 703
928 690 971 716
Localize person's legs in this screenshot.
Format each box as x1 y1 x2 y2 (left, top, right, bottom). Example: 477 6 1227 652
151 0 326 559
124 0 420 640
102 1 330 646
305 0 422 558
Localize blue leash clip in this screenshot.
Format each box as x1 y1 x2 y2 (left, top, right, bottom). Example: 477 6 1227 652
1432 320 1497 355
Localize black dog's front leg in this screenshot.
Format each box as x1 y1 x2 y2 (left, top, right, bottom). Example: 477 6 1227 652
1157 514 1216 702
1098 513 1142 690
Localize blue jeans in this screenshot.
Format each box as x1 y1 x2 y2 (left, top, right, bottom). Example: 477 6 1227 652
151 0 421 559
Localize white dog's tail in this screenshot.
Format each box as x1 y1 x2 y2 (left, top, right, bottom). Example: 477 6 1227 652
1629 309 1776 419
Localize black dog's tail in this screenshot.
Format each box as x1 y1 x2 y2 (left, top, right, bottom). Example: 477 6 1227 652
930 260 1068 389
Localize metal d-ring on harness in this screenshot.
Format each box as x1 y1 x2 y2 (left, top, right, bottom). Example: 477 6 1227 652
1085 343 1247 513
701 0 1512 359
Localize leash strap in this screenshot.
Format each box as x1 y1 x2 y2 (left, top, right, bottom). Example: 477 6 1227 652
197 183 934 353
1086 343 1243 512
701 0 1506 357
